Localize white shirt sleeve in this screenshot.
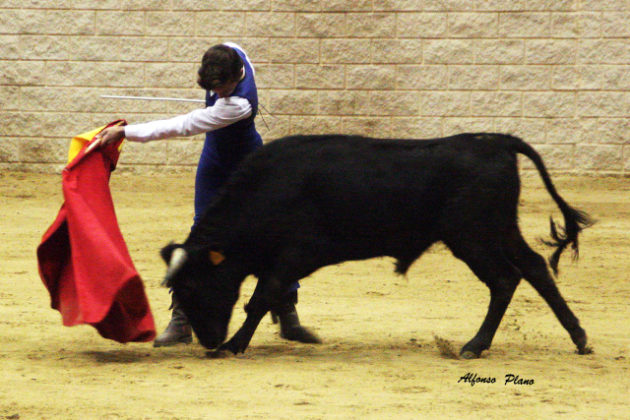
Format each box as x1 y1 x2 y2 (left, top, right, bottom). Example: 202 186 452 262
124 96 252 142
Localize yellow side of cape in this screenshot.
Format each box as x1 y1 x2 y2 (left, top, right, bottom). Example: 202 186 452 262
67 122 125 164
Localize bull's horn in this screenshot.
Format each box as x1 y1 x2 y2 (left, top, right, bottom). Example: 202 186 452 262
161 247 188 287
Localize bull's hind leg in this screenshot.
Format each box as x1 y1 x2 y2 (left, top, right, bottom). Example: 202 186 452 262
445 239 523 359
505 229 590 355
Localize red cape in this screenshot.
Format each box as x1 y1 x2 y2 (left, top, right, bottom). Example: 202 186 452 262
37 121 156 343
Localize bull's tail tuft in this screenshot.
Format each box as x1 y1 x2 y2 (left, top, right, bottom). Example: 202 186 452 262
506 134 594 275
541 208 594 275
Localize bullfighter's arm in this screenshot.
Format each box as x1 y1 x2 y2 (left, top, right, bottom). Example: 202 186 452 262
123 96 252 142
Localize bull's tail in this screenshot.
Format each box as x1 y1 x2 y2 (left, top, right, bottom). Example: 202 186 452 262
505 135 594 274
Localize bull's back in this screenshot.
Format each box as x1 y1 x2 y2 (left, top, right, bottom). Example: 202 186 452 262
229 134 520 248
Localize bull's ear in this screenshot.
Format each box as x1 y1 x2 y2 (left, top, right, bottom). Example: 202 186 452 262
209 250 226 266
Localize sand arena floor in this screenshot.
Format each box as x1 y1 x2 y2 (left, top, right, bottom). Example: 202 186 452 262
1 171 629 419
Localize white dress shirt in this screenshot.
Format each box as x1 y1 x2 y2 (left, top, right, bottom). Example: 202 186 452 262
123 43 254 143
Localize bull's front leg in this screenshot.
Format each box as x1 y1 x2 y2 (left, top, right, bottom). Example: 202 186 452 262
220 277 282 354
219 299 269 354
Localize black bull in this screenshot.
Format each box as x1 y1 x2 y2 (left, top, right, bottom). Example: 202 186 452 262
161 133 593 358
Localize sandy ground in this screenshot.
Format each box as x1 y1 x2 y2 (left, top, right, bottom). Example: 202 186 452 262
1 170 629 420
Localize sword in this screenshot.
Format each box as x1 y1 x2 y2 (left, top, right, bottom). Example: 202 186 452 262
100 95 205 103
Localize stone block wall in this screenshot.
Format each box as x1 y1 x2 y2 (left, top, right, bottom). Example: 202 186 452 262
1 1 629 174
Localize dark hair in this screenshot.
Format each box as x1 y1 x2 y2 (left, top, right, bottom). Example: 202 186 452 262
197 45 243 91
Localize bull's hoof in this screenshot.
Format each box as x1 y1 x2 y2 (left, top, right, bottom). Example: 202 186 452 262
219 330 253 355
460 350 480 360
219 340 242 355
578 346 593 355
460 340 486 359
574 332 591 355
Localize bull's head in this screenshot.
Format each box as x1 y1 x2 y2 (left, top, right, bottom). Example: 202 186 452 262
160 242 243 349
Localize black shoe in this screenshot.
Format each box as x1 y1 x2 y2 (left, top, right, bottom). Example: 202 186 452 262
153 320 192 347
272 292 321 344
153 294 193 347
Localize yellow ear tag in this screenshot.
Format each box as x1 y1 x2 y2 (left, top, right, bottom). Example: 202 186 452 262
209 250 226 266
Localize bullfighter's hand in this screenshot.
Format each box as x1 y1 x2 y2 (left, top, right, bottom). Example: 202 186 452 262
86 126 125 154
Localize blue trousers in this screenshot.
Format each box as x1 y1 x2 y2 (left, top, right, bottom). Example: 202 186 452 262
193 137 299 294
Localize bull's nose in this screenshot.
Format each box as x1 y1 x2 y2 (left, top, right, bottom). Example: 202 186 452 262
192 326 223 349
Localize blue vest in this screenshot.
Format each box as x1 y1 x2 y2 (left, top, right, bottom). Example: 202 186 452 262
204 46 260 159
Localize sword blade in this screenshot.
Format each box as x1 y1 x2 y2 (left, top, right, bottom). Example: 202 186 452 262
101 95 205 103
